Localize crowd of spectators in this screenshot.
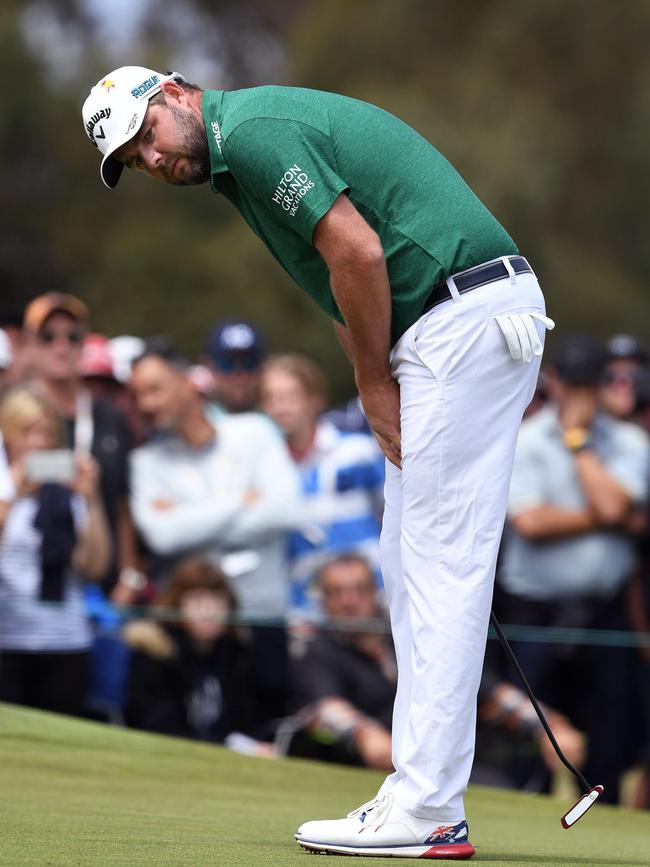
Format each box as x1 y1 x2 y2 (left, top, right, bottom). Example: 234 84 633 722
1 292 650 808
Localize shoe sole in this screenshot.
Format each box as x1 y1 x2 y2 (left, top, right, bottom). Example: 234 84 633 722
296 838 475 859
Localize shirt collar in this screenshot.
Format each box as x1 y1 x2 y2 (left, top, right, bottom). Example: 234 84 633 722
201 89 228 190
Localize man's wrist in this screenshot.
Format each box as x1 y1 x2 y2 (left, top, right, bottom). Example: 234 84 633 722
563 427 593 452
355 370 393 390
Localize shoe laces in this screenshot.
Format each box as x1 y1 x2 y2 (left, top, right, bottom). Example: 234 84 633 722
347 793 393 827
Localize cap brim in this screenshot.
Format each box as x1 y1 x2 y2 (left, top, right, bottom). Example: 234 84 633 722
99 104 148 189
101 156 126 189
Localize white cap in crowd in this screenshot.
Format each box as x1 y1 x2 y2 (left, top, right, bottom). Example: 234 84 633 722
82 66 185 189
0 329 12 371
109 335 146 383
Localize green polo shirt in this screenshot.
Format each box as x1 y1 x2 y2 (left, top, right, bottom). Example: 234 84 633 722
202 87 517 345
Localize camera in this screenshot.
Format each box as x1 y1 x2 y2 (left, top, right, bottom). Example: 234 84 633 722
25 450 76 484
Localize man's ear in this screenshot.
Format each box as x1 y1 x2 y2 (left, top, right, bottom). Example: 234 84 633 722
159 80 186 105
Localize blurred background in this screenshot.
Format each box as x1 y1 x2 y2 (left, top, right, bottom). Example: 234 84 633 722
3 0 649 399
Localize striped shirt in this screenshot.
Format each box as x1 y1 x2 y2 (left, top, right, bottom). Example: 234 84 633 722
288 419 385 615
0 480 90 652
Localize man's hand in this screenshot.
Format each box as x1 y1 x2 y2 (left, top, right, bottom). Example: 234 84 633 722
71 454 102 502
354 719 394 770
10 458 38 499
358 377 401 468
559 386 598 431
539 711 586 773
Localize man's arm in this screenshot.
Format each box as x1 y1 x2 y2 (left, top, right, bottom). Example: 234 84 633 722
313 194 401 467
511 504 601 541
222 419 303 547
129 450 244 556
559 386 634 524
573 449 633 524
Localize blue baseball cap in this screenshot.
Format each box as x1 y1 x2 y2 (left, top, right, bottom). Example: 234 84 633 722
205 321 265 367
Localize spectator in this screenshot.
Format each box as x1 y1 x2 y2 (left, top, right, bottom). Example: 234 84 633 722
24 293 140 603
289 554 586 784
626 368 650 807
499 334 650 802
123 557 252 742
80 332 121 403
260 353 384 615
107 335 149 446
601 333 649 421
0 386 111 716
203 320 265 413
128 338 302 728
290 554 396 769
82 333 149 448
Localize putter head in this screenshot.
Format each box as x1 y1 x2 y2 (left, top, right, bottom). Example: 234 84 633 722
561 785 604 828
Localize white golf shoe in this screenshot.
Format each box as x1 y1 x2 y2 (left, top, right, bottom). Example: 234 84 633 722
295 794 475 859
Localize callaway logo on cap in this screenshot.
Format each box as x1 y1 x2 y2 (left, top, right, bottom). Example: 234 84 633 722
82 66 185 189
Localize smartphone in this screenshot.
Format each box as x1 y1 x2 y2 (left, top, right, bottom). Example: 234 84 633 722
25 450 76 484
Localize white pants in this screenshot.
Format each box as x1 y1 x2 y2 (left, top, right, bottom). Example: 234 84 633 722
377 268 546 822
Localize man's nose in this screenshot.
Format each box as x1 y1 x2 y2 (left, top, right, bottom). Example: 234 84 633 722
141 145 162 174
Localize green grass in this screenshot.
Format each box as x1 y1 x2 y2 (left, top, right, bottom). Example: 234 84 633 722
0 704 648 865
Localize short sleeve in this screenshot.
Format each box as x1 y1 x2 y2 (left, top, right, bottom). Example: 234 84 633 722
223 118 349 242
607 426 650 502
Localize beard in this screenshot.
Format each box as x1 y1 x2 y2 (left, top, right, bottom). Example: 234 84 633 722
163 104 211 186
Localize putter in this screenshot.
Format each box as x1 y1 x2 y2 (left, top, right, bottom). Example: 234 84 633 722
489 611 604 828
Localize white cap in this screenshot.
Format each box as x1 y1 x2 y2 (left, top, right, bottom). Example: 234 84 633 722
109 335 146 383
0 329 12 370
82 66 185 189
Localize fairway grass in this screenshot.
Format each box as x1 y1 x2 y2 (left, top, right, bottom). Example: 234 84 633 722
0 703 648 866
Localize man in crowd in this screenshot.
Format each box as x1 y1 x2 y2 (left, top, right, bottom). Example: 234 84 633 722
128 338 302 728
203 319 265 414
291 554 586 792
84 64 554 858
290 554 396 770
260 353 384 616
24 292 140 603
600 333 649 422
500 334 650 802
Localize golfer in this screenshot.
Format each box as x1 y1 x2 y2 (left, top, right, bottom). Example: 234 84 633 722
83 66 553 859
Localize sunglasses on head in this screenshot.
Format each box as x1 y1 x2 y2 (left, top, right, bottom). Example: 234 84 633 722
38 329 84 345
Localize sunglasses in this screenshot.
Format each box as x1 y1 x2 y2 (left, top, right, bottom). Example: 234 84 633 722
214 355 259 373
38 330 84 346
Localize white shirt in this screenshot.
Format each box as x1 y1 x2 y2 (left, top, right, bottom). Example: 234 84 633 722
0 488 89 652
129 408 302 619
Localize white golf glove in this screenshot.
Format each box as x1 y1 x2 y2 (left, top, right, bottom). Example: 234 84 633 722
495 311 555 363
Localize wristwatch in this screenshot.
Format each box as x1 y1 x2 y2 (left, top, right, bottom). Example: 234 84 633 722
563 427 592 452
118 568 148 591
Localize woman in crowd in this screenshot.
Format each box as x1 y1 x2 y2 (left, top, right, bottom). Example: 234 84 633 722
259 353 384 616
123 557 253 743
0 386 111 716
